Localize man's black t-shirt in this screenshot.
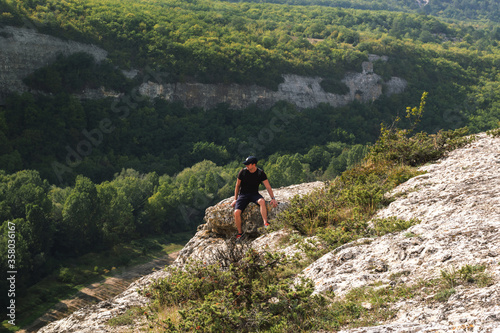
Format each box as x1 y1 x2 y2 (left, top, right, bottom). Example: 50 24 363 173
237 168 267 195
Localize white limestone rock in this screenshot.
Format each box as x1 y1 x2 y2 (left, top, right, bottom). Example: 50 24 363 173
302 133 500 332
138 59 407 110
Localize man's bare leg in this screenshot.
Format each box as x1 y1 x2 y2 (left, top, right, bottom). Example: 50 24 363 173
258 198 268 225
234 209 243 234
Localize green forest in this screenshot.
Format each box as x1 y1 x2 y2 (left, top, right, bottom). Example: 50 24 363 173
0 0 499 330
224 0 500 24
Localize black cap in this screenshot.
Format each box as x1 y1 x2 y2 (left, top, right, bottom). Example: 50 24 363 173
243 156 258 165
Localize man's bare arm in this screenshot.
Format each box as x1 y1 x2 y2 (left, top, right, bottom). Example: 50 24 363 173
263 179 278 207
231 178 242 207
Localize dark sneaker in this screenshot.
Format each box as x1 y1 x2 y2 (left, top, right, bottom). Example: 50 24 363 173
236 232 245 241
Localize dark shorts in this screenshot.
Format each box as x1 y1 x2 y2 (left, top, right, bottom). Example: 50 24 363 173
235 193 264 212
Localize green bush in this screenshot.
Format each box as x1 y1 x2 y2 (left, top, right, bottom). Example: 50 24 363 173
108 307 143 327
57 267 75 284
316 217 369 249
439 264 493 291
278 159 422 242
370 127 474 166
434 288 456 302
432 264 493 303
369 93 475 166
486 122 500 137
144 247 336 332
370 217 420 237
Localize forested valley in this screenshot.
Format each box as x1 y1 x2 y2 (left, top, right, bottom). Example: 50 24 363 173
0 0 499 329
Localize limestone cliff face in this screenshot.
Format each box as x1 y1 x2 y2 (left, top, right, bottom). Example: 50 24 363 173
305 132 500 332
0 25 406 109
138 57 407 110
37 133 500 333
0 26 108 103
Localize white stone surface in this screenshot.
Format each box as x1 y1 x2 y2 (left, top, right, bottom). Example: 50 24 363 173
303 133 500 332
0 25 406 109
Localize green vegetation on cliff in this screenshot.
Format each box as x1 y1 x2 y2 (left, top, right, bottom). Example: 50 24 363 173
224 0 500 24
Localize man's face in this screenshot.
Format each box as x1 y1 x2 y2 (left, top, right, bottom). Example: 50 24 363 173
246 163 257 172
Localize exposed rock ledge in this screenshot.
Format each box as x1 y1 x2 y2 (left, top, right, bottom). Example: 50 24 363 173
0 26 108 101
139 67 407 110
174 180 326 267
38 133 500 332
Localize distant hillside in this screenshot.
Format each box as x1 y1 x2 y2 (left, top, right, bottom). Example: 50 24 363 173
1 2 499 331
223 0 500 24
425 0 500 23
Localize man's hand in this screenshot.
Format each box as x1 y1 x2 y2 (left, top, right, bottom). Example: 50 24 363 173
270 198 278 208
231 200 237 208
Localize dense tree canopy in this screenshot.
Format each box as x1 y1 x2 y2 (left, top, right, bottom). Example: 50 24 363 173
224 0 500 24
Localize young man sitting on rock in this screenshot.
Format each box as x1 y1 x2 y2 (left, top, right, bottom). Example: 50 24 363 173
231 156 278 240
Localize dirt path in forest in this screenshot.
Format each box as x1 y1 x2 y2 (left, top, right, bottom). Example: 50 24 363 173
19 251 179 333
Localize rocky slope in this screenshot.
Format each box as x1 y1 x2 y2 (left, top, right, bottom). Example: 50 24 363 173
306 132 500 332
174 181 326 267
36 132 500 332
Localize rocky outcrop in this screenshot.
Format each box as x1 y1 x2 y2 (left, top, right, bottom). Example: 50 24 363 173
174 181 325 267
36 180 325 333
0 26 108 103
139 58 407 110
